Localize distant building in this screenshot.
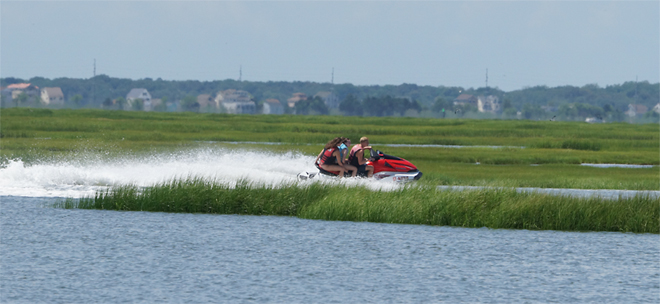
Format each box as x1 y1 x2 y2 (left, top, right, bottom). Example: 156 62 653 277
6 83 40 103
215 89 255 114
197 94 218 110
653 103 660 114
585 117 603 123
453 94 478 108
477 95 500 113
625 104 648 117
40 87 65 106
287 92 307 108
262 99 284 114
314 91 340 109
126 88 152 110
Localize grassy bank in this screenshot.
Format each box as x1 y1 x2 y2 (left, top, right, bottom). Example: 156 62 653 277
57 179 660 233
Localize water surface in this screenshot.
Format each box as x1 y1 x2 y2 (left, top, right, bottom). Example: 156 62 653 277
2 196 658 303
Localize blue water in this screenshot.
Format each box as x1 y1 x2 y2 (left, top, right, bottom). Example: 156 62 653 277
2 196 659 303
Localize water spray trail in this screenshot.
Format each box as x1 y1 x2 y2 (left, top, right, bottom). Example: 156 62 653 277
0 148 400 198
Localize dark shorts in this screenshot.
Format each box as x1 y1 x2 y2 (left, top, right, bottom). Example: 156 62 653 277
357 164 367 173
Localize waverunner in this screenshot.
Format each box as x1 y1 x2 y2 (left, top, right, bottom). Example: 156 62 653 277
297 149 422 182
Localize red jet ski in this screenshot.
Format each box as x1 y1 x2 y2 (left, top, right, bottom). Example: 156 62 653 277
297 149 422 182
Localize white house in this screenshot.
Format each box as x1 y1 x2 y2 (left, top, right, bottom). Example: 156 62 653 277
215 89 255 114
40 87 65 106
477 95 501 113
314 91 340 108
625 104 648 117
126 88 152 110
263 99 284 114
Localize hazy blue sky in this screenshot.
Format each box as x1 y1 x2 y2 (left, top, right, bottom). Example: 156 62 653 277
2 1 658 91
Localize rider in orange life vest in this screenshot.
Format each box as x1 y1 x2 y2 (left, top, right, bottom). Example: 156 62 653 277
348 136 375 178
315 137 347 178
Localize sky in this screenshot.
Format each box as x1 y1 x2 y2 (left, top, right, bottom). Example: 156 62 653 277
1 0 658 92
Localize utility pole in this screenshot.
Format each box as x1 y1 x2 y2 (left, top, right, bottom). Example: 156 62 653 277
91 59 96 106
331 67 334 85
485 68 488 88
633 75 638 123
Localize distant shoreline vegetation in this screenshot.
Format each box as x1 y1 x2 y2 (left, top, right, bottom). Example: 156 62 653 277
1 76 658 123
56 179 660 234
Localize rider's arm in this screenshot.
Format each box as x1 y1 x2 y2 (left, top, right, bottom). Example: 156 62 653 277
334 150 343 165
358 147 372 165
314 150 323 164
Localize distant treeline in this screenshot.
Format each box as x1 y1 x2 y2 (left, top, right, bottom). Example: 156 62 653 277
1 75 658 121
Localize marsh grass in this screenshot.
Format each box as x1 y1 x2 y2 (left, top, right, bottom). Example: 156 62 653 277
57 179 660 233
4 108 659 190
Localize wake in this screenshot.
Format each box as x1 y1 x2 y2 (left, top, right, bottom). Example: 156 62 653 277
0 148 400 198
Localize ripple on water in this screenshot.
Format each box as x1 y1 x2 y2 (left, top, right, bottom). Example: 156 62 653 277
1 196 658 303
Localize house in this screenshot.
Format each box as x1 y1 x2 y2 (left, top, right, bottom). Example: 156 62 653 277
585 117 603 123
653 103 660 114
287 92 307 108
215 89 255 114
126 88 152 110
453 94 478 108
314 91 340 108
40 87 65 106
197 94 218 110
477 95 501 113
625 104 648 117
6 83 40 104
262 99 284 114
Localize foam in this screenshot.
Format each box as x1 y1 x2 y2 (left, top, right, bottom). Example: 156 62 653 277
0 148 400 198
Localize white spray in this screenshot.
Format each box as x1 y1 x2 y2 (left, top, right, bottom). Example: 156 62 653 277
0 148 400 198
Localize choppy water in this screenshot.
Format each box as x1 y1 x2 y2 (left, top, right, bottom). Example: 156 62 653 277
2 196 659 303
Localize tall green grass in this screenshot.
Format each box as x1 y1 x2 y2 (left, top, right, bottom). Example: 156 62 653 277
3 108 658 151
57 179 660 233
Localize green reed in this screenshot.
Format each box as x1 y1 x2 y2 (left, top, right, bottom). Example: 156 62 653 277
57 179 660 233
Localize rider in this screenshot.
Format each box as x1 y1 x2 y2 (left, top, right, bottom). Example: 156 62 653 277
348 136 375 178
339 137 358 177
315 137 346 178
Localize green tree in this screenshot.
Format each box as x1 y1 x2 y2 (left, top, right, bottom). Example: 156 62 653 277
339 94 363 116
295 97 328 115
503 107 518 119
102 98 114 109
432 97 451 113
16 92 28 107
180 95 200 112
69 94 83 107
115 97 127 110
522 103 545 120
131 98 144 111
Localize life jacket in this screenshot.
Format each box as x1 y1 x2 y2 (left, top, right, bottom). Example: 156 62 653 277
319 148 337 165
348 145 363 167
